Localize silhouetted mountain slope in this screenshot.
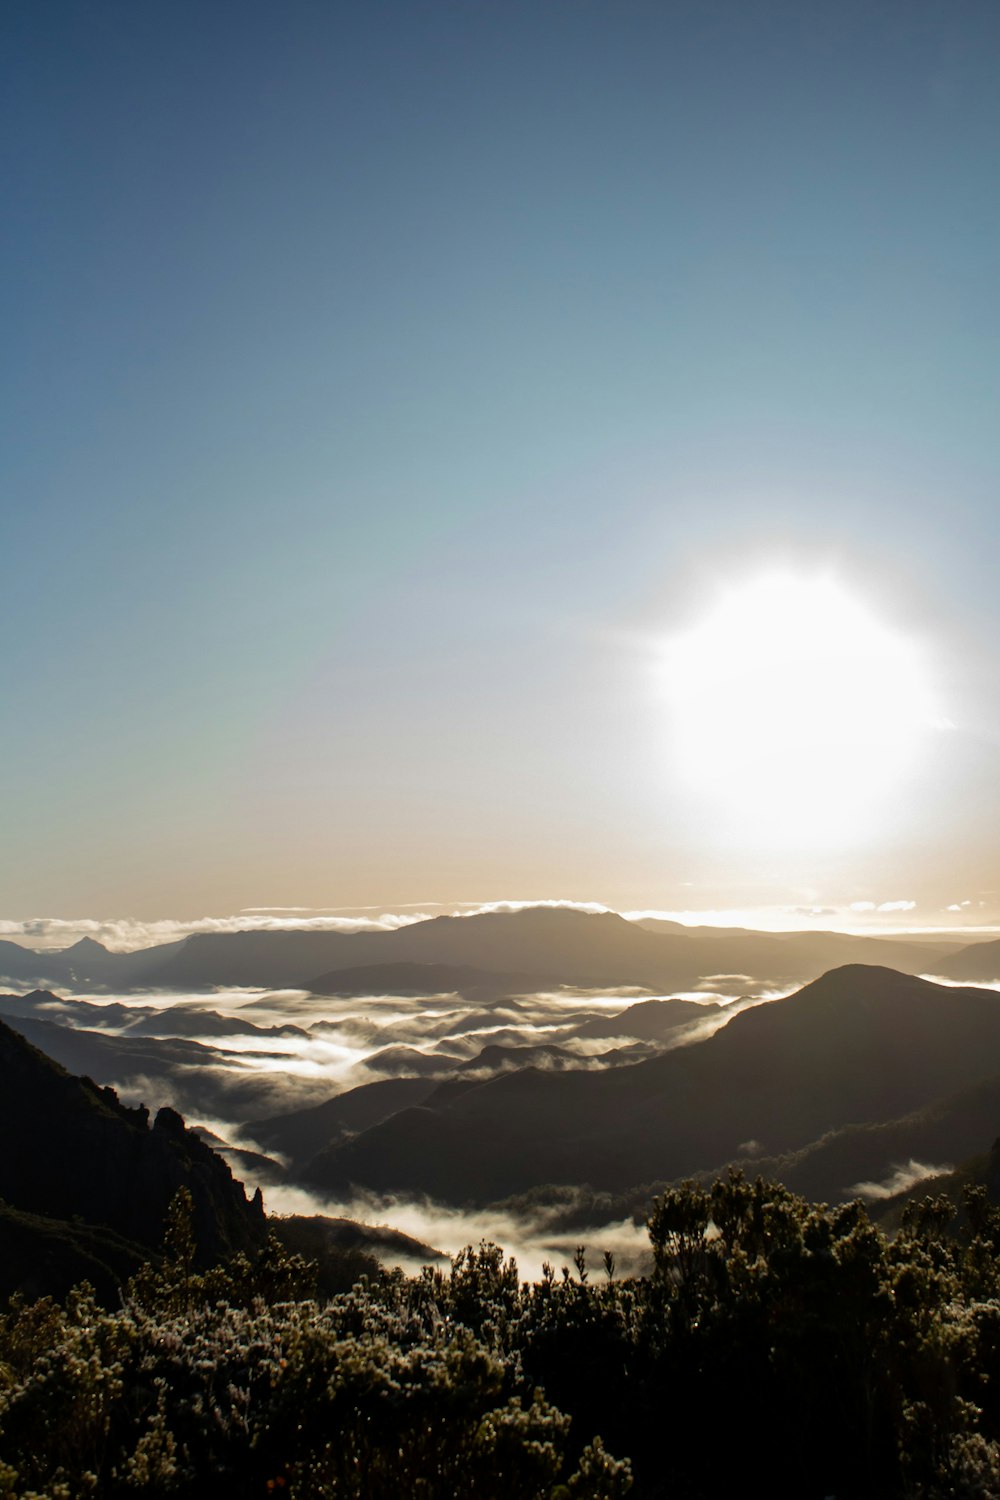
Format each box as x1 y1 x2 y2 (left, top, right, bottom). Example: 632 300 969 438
0 1018 265 1264
0 909 959 994
0 1009 232 1080
428 1002 531 1038
0 1204 152 1306
268 1215 446 1294
270 1214 445 1265
121 1008 308 1041
0 1007 323 1122
869 1131 1000 1233
305 961 537 997
243 1077 440 1166
0 988 306 1041
713 1072 1000 1203
125 909 695 989
456 1040 655 1073
51 936 128 985
937 938 1000 982
132 930 391 988
0 937 189 990
191 1128 288 1187
359 1044 467 1076
457 1042 586 1072
635 920 954 977
302 966 1000 1204
0 940 70 986
0 988 127 1025
573 997 722 1040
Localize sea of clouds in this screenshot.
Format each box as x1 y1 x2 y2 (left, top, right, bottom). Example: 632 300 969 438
0 971 786 1274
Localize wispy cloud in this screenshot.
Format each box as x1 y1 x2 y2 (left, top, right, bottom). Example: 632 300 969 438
848 1159 951 1201
0 911 436 952
451 899 614 918
848 899 917 914
258 1180 653 1282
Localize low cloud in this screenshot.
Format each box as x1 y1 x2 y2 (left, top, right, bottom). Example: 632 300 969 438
848 1159 952 1201
920 975 1000 992
621 907 839 932
451 899 613 919
6 977 777 1188
0 911 436 952
258 1180 653 1282
849 900 917 915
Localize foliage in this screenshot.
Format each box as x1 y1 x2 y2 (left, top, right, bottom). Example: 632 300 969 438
10 1174 1000 1495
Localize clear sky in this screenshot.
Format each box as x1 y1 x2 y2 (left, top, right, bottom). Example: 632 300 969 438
3 0 999 933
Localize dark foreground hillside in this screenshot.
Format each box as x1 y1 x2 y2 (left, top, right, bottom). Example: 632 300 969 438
3 1172 1000 1498
0 1016 266 1300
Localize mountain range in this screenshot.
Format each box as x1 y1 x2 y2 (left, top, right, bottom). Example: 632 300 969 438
2 906 993 994
6 909 1000 1261
266 965 1000 1205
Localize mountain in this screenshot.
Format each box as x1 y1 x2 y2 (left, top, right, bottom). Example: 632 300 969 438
0 988 306 1041
0 1016 266 1295
190 1127 288 1187
0 1001 320 1124
634 919 955 981
455 1042 622 1073
573 997 723 1040
0 939 73 987
0 1005 234 1082
119 1007 308 1041
875 1132 1000 1233
935 938 1000 983
243 1077 441 1166
120 909 696 990
0 1204 154 1306
269 1215 447 1296
0 937 190 991
271 1214 446 1266
359 1044 467 1076
305 961 538 997
714 1072 1000 1204
299 966 1000 1205
0 909 962 995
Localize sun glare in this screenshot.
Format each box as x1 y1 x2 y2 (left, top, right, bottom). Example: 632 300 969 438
661 572 936 850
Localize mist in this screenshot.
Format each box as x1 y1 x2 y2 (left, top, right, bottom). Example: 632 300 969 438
255 1179 653 1284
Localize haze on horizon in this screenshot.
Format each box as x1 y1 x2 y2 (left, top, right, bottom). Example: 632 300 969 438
3 1 999 929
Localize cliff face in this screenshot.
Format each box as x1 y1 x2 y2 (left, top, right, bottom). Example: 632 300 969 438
0 1017 266 1267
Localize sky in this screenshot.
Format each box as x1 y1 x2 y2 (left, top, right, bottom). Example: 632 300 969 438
3 0 999 934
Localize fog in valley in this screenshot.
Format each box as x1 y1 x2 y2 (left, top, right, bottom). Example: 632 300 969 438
0 966 753 1273
4 905 1000 1275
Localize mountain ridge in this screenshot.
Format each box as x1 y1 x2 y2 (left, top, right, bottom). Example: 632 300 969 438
0 907 985 993
298 964 1000 1204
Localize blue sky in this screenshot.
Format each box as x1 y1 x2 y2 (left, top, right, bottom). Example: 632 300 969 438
3 0 999 927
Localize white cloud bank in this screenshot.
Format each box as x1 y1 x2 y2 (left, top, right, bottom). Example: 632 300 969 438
848 1159 952 1201
0 911 436 952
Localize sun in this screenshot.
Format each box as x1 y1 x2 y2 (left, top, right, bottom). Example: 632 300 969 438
660 571 936 850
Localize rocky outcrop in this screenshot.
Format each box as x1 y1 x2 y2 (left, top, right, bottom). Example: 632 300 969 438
0 1017 266 1267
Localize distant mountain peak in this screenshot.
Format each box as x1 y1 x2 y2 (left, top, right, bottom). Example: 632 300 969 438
799 964 946 998
60 936 111 955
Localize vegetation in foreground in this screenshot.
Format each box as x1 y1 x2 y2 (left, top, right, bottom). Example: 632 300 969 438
5 1174 1000 1498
